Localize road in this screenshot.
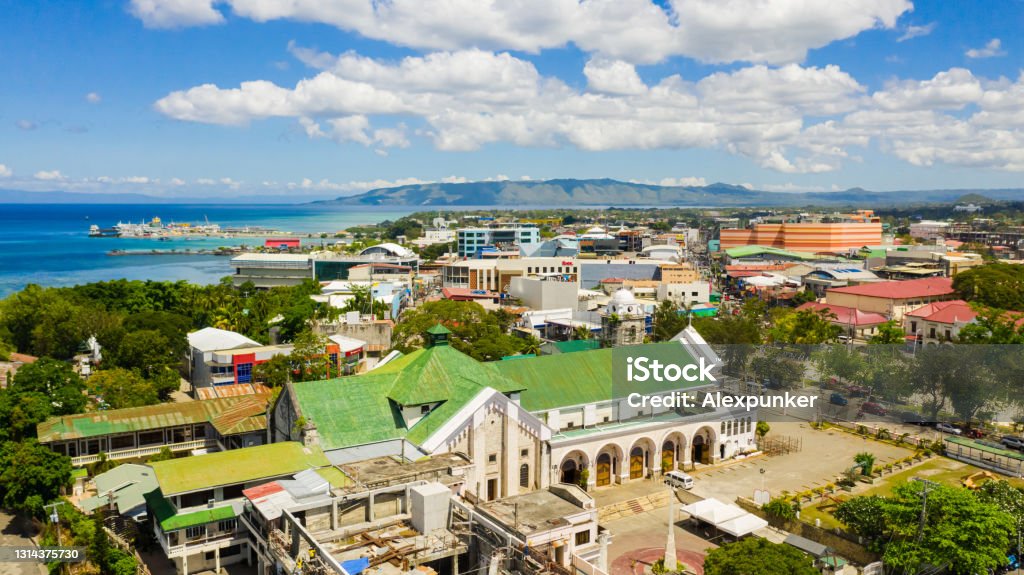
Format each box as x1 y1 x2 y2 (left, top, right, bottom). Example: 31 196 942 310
0 512 44 575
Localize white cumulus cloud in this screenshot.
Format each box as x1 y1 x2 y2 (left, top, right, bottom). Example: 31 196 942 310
130 0 911 65
129 0 224 28
897 22 936 42
966 38 1005 59
34 170 65 181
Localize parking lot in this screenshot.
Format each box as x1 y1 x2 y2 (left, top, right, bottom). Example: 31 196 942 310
691 420 912 503
590 419 915 573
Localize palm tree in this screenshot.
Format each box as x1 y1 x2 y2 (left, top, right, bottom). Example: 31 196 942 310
854 452 875 475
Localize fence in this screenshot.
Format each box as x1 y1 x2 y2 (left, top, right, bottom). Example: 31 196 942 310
759 435 802 456
71 439 219 466
734 497 878 566
103 525 153 575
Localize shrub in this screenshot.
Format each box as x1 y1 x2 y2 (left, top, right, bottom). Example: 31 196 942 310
764 497 797 521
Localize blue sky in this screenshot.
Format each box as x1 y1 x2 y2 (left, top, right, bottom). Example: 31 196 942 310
1 0 1023 201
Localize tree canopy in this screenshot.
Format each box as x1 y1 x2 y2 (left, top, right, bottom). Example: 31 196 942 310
768 309 841 344
392 300 537 361
954 263 1024 310
703 538 817 575
652 300 687 342
837 482 1014 574
0 440 72 517
88 368 159 409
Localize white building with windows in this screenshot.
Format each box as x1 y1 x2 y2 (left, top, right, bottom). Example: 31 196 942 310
271 324 757 498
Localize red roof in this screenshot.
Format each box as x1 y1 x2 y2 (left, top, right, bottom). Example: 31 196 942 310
8 353 37 363
725 264 794 272
243 481 284 499
796 302 889 326
442 287 499 300
906 300 976 324
826 277 954 299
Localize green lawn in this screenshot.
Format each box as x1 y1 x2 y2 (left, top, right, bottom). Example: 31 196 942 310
801 456 1024 530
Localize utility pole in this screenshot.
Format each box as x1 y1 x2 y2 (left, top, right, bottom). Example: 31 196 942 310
43 501 66 575
910 477 940 544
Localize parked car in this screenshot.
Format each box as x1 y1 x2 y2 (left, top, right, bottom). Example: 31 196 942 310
898 410 928 425
829 393 849 406
860 401 888 416
964 428 985 439
837 335 852 344
1001 436 1024 451
846 384 870 398
664 470 694 490
936 423 962 435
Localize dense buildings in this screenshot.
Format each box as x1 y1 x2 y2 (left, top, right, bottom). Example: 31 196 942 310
719 212 882 253
457 225 541 257
442 257 580 292
824 276 957 321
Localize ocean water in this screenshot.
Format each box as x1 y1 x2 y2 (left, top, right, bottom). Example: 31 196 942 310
0 204 415 297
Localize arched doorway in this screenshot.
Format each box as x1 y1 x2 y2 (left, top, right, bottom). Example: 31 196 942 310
720 443 726 460
560 459 579 485
692 435 705 465
596 453 612 487
629 447 644 479
661 440 676 472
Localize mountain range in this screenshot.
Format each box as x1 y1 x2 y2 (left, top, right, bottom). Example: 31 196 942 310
317 179 1024 207
4 180 1024 206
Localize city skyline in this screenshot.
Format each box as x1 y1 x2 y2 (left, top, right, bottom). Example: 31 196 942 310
2 1 1024 200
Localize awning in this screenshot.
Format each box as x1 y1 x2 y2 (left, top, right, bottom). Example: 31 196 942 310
784 533 829 557
681 498 746 524
716 514 768 538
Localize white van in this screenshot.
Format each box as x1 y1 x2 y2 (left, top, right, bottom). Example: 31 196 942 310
664 471 694 490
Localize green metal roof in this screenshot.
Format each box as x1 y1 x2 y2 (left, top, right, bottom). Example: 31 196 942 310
288 341 707 451
290 374 406 451
426 324 452 335
382 344 525 406
552 340 601 354
37 395 269 443
724 245 822 261
495 342 700 412
289 345 527 450
145 489 237 531
946 436 1024 461
150 442 330 495
81 464 159 515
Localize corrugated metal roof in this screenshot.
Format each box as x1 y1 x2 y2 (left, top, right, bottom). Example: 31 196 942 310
150 442 330 495
37 394 270 443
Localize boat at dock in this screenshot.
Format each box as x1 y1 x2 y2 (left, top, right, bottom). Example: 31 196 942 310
107 247 242 257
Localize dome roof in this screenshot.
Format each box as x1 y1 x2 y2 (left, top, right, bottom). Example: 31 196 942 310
611 288 636 305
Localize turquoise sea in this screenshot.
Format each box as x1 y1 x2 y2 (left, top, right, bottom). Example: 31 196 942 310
0 204 416 297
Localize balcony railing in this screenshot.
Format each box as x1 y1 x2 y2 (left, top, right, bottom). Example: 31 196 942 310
165 533 243 558
71 438 219 467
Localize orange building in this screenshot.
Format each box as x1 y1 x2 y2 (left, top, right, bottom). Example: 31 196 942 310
719 219 882 253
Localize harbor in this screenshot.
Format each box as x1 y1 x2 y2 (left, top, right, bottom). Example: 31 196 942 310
89 216 290 239
106 247 244 257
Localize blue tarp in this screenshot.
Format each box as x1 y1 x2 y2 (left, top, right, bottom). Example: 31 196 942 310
341 557 370 575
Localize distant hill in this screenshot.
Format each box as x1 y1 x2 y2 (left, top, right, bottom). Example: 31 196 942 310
954 193 996 205
3 181 1024 207
0 189 327 204
316 179 1024 208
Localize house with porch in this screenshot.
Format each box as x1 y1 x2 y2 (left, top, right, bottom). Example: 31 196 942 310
145 442 337 575
37 394 269 466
